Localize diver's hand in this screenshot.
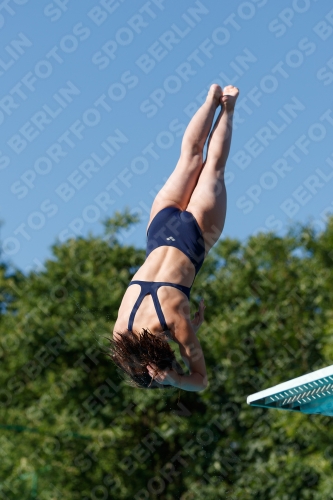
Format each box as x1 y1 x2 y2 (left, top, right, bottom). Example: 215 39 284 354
191 299 206 334
147 363 179 386
148 363 207 391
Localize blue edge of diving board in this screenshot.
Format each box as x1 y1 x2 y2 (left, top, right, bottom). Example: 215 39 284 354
247 364 333 415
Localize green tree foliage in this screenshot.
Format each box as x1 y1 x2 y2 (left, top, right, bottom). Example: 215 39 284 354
1 214 333 499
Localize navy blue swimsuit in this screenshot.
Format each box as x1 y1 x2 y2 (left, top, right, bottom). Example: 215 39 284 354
127 207 206 332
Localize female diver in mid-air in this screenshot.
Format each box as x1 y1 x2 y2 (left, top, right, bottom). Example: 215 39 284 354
111 84 239 391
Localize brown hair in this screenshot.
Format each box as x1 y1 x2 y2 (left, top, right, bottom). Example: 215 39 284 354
108 328 178 389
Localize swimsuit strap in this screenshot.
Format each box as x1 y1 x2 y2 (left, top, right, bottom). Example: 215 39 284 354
127 281 168 331
127 282 147 332
127 280 190 331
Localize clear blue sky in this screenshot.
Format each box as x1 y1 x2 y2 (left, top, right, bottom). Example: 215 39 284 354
1 0 333 272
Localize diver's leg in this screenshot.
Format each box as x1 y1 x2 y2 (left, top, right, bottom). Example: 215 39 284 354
147 85 222 230
187 85 239 252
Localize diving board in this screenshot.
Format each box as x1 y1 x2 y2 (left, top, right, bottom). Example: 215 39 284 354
247 364 333 416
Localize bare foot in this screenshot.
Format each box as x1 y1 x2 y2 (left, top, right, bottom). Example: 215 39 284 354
207 84 223 106
220 85 239 112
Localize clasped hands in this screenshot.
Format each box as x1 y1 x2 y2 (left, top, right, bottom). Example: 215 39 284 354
147 363 179 386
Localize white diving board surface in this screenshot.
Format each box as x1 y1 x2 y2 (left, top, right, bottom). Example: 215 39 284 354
247 364 333 416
